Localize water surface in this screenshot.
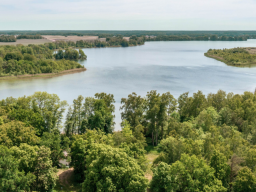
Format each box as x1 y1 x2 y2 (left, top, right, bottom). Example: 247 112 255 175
1 41 256 130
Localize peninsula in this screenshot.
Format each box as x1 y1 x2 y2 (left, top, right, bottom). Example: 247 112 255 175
0 43 86 80
205 47 256 66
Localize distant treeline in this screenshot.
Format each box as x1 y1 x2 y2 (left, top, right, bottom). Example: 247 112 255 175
0 35 43 42
45 36 144 49
2 30 256 38
0 35 16 42
0 44 85 76
17 35 43 39
147 34 250 41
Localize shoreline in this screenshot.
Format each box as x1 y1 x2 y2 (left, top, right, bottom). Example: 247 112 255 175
0 68 87 81
204 53 256 67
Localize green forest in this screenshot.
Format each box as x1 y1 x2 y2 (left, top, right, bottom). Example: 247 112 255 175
45 36 145 49
205 48 256 66
2 90 256 191
1 31 256 42
0 44 86 77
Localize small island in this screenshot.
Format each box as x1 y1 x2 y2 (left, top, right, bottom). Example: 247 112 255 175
205 47 256 66
0 43 86 80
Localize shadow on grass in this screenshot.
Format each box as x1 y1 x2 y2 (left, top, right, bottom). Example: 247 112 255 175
54 168 82 192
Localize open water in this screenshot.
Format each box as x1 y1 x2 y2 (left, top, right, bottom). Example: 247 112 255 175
1 41 256 129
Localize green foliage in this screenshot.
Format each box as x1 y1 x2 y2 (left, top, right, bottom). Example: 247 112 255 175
2 89 256 191
0 145 35 192
0 35 16 42
151 154 227 192
153 136 202 165
70 129 114 182
206 48 256 65
0 91 68 133
0 121 39 147
8 108 46 136
17 35 43 39
65 93 115 135
113 120 148 171
120 92 146 128
40 130 64 167
210 150 231 188
54 49 87 60
0 44 84 76
233 167 256 192
11 144 58 191
82 143 148 192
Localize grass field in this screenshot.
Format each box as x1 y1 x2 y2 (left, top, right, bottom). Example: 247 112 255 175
42 35 100 42
0 39 52 45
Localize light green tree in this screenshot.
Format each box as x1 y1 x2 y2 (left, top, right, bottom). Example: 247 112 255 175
0 145 35 192
11 144 58 191
82 143 148 192
233 167 256 192
151 154 227 192
0 121 39 147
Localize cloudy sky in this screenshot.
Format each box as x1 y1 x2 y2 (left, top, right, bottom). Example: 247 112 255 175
0 0 255 30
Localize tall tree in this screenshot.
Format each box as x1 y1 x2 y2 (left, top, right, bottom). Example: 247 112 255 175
120 92 145 130
146 90 161 146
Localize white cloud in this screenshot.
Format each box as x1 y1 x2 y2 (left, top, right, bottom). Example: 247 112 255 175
0 0 255 29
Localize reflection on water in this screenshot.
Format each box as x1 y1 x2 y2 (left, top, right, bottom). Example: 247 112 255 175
1 40 256 130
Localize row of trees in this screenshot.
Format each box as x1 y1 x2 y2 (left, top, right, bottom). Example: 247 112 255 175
54 49 87 60
0 35 16 42
0 44 85 76
2 90 256 191
147 35 249 41
3 30 256 38
205 47 256 65
0 35 43 42
45 37 145 50
17 35 43 39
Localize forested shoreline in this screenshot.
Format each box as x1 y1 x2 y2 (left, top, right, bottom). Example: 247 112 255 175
2 30 256 38
1 31 256 43
205 47 256 66
0 43 86 78
146 34 250 41
2 90 256 191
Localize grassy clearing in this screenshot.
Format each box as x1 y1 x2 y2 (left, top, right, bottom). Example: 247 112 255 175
54 168 81 192
145 144 159 183
0 39 52 45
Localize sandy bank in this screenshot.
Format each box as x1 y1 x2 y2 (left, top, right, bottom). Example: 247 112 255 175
0 68 87 81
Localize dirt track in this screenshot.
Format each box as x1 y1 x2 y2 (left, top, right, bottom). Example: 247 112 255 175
58 168 74 187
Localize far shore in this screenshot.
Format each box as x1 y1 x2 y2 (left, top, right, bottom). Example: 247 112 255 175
0 68 87 81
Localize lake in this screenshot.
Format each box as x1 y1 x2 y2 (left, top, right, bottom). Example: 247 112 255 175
1 40 256 130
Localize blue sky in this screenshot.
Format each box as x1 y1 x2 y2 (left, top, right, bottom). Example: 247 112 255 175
0 0 256 30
